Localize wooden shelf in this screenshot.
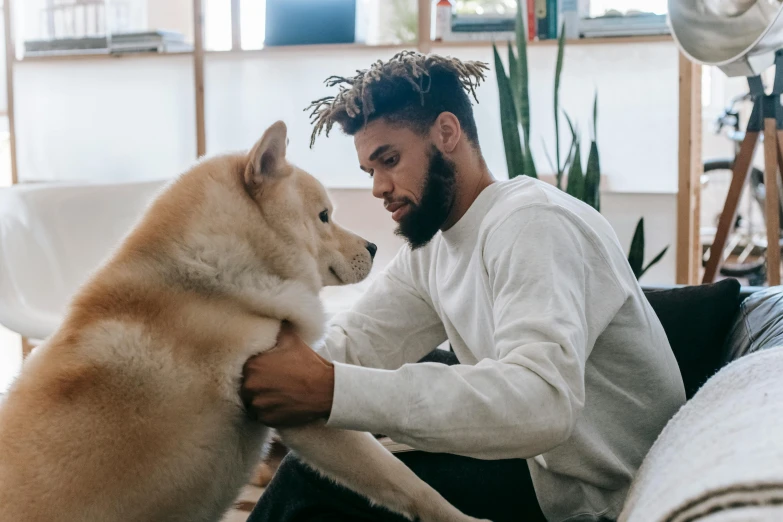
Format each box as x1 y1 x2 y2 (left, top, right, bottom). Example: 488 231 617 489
15 34 673 63
205 41 412 57
432 34 672 48
16 50 194 63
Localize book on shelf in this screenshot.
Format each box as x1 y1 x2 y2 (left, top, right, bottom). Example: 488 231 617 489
444 0 666 43
23 30 193 57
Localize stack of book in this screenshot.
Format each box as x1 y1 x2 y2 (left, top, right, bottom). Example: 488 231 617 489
109 31 193 54
441 0 582 42
579 12 669 38
441 1 669 43
24 30 193 58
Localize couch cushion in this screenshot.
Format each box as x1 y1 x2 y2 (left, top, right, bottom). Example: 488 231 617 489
723 286 783 362
643 279 741 399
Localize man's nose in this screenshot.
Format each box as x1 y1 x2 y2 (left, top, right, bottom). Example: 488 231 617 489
366 242 377 259
371 171 392 200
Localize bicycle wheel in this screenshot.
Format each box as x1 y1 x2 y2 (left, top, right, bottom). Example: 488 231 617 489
701 159 766 277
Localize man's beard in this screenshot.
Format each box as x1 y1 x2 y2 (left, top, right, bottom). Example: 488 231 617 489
395 146 457 250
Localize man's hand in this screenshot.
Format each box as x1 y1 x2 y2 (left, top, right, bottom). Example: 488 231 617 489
241 321 335 427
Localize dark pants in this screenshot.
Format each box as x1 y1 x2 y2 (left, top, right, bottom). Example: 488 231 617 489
248 349 546 522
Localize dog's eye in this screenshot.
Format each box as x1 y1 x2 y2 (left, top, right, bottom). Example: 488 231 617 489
319 210 329 224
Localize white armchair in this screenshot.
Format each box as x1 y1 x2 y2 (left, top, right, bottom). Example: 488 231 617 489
0 180 168 341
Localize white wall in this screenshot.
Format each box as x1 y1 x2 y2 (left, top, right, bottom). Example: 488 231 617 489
14 55 197 183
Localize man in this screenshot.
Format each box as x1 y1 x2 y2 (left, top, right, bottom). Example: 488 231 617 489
241 51 685 522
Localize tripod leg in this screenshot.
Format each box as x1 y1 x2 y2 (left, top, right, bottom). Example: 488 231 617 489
702 131 759 283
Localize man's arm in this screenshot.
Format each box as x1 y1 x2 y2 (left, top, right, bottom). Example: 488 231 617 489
325 207 627 459
242 249 448 426
316 250 448 368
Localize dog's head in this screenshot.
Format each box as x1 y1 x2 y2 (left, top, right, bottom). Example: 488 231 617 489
241 121 376 289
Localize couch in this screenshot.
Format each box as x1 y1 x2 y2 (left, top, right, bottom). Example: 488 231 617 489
617 282 783 521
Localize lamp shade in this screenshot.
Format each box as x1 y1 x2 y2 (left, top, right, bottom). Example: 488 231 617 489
669 0 783 76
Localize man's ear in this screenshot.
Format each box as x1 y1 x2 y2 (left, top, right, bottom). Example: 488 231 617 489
245 120 288 187
431 112 462 154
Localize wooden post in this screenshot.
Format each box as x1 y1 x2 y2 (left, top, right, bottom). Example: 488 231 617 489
417 0 432 54
676 54 702 284
193 0 206 158
3 0 28 357
763 120 781 285
4 0 18 185
231 0 241 51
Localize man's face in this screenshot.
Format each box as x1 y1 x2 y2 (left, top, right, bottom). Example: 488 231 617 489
355 119 457 249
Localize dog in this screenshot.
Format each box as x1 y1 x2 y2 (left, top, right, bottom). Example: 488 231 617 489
0 121 487 522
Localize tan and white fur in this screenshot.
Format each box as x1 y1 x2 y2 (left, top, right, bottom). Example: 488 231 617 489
0 121 487 522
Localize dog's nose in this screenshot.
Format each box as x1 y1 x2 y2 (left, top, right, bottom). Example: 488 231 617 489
366 242 377 259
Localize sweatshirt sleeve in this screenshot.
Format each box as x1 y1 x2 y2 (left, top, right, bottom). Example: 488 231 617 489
316 249 447 369
326 206 627 460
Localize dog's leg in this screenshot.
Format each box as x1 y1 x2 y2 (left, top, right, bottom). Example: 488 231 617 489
277 423 490 522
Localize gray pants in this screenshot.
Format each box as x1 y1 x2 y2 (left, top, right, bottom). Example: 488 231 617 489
247 349 546 522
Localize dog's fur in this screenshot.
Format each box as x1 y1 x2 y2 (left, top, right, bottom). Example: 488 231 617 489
0 122 486 522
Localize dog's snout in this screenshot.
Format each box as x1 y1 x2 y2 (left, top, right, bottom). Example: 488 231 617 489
365 242 377 259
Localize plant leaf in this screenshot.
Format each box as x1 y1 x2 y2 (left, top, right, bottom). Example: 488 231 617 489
523 149 538 179
564 111 576 140
559 112 577 190
507 43 522 125
565 139 584 201
639 246 669 279
584 140 601 211
542 137 557 176
592 90 598 142
493 44 526 179
628 218 645 279
554 22 566 176
515 0 531 151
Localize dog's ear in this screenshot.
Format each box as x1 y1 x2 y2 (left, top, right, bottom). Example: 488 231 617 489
245 120 288 187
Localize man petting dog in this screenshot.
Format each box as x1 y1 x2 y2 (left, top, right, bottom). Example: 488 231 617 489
240 51 686 522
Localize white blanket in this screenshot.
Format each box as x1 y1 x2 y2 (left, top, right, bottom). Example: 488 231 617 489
619 347 783 522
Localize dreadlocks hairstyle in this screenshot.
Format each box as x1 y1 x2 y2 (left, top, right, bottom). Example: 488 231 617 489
305 51 489 148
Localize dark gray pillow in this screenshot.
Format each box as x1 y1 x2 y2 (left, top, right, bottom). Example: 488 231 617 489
723 286 783 362
643 279 741 399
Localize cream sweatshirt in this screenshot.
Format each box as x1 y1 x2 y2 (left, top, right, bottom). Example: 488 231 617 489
319 177 686 521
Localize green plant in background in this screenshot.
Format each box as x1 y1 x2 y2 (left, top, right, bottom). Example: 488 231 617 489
492 0 668 280
628 218 670 280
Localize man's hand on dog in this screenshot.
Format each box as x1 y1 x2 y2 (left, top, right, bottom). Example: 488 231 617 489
241 321 335 427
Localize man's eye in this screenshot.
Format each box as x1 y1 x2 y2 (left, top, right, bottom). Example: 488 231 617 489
383 155 399 167
319 210 329 223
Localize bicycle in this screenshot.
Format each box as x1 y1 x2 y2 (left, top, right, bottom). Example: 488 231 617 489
701 92 782 285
